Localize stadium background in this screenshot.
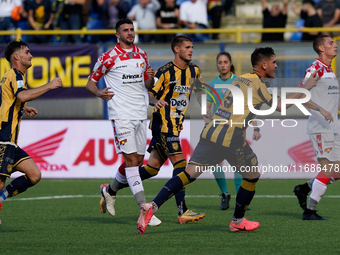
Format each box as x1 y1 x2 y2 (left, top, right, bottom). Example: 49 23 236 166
1 38 340 179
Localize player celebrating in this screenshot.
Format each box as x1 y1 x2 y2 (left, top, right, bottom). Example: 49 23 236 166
204 51 262 210
101 35 205 224
0 40 62 225
86 19 161 225
293 35 339 220
137 47 326 234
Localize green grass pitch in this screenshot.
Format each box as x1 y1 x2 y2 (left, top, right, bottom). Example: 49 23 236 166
1 178 339 255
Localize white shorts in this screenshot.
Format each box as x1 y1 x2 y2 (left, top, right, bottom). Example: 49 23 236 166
111 119 147 155
309 133 340 161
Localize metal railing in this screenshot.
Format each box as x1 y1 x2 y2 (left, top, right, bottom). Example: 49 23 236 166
2 27 340 43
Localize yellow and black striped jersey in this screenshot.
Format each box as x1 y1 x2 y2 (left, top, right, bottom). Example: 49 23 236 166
149 61 202 136
0 68 27 145
201 73 273 148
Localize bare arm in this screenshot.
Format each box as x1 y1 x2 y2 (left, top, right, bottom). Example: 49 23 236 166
28 9 39 30
86 79 114 101
324 9 340 27
261 0 268 11
149 92 168 108
203 101 213 124
252 118 262 141
282 0 289 15
145 68 155 90
291 0 300 16
44 12 55 29
303 99 333 122
17 77 62 103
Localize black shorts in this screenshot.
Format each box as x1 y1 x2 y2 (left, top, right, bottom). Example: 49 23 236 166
0 144 30 178
189 137 258 170
147 132 182 161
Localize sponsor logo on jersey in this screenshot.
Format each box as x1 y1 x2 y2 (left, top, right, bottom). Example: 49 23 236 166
122 73 142 79
328 85 339 90
169 80 180 85
170 94 189 111
166 136 180 142
116 65 127 69
173 85 190 93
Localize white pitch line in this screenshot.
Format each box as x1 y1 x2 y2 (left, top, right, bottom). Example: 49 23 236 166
5 194 340 201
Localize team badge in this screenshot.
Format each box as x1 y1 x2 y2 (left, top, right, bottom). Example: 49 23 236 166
7 164 13 173
172 142 179 151
120 139 127 146
325 147 332 153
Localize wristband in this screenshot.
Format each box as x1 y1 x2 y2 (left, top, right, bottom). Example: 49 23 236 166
316 105 321 111
254 128 260 132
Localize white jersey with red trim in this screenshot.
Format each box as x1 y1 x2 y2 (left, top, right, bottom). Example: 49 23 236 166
89 43 151 120
301 58 339 134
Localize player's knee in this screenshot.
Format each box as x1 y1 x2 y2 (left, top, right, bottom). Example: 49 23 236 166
27 168 41 185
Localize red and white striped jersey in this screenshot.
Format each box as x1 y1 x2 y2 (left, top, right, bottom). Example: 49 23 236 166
89 43 151 120
301 58 339 134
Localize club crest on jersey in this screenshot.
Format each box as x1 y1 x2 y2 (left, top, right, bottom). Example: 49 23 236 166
325 147 332 153
172 142 179 151
136 62 145 68
120 139 127 146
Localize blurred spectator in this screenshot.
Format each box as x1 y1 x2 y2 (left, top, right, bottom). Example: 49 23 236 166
223 0 234 14
179 0 209 42
56 0 86 43
316 0 340 36
27 0 54 43
292 0 323 41
105 0 130 29
0 0 27 44
127 0 160 42
155 0 179 42
208 0 223 40
261 0 288 42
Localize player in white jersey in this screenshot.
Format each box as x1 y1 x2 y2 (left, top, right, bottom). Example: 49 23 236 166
86 19 161 226
294 35 340 220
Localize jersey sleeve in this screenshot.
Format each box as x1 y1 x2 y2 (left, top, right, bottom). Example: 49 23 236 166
88 52 113 82
255 79 274 106
149 70 164 98
10 71 27 97
300 64 322 86
142 52 151 81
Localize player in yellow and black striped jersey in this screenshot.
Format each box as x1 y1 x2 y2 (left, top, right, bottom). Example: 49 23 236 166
0 40 61 225
148 61 201 136
1 68 28 145
137 47 323 234
108 35 206 225
201 73 273 149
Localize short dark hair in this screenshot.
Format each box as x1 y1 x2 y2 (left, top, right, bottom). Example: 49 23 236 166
216 51 235 74
5 40 29 63
115 18 133 32
251 47 276 67
313 34 330 54
302 0 315 7
171 35 193 53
